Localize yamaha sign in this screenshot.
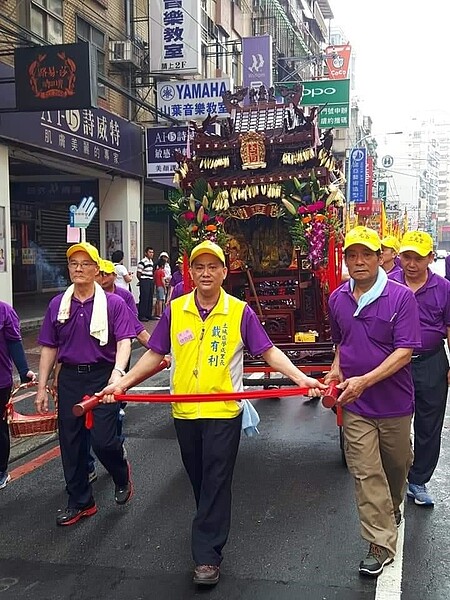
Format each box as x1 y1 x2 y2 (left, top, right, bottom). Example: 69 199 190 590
157 78 231 120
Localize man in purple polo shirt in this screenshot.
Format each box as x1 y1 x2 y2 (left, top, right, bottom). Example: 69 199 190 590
381 236 402 277
392 231 450 507
0 302 35 489
35 242 135 526
325 226 421 577
98 240 325 587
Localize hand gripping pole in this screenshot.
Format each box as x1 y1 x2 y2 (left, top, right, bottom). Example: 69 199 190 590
321 380 343 426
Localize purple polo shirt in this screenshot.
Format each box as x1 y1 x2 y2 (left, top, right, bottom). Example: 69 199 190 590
386 264 402 278
390 269 450 352
445 254 450 281
329 279 421 418
39 292 135 364
114 285 144 336
170 281 187 302
0 302 22 387
170 269 183 288
147 295 273 357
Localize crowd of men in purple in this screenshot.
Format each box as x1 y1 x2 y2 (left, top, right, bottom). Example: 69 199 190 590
0 226 449 587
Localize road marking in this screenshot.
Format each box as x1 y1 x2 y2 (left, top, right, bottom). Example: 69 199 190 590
10 446 60 482
375 502 405 600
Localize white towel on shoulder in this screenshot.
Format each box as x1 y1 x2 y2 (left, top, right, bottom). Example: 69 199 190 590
57 282 109 346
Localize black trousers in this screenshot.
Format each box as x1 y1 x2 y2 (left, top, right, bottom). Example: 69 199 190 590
409 346 449 485
138 278 154 320
58 365 128 509
0 386 12 472
174 414 242 566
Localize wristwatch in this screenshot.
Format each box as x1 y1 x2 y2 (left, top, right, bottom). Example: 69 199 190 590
113 366 126 376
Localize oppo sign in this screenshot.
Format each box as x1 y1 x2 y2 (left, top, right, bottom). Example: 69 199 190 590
276 79 350 106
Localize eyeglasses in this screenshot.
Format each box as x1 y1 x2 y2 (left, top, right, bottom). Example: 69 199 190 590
68 261 97 269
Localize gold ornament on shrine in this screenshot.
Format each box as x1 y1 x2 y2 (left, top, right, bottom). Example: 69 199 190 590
240 132 267 170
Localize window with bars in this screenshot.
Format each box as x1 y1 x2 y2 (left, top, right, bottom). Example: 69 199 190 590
30 0 63 44
76 16 106 99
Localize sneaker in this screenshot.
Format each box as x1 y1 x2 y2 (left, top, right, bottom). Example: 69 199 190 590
115 461 133 505
0 471 11 490
193 565 220 586
394 509 402 527
407 483 434 506
359 543 393 577
88 469 97 484
56 501 97 526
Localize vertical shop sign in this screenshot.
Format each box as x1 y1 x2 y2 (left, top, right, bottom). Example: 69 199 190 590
349 147 367 203
130 221 137 267
325 45 352 80
150 0 201 75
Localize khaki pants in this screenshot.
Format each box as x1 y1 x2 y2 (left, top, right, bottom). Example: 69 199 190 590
343 410 413 557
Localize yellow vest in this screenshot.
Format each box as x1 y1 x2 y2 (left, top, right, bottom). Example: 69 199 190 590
170 288 246 419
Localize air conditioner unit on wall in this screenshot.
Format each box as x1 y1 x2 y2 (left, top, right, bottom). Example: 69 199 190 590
109 40 143 69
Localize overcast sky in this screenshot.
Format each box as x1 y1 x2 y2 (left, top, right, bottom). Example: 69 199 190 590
329 1 450 131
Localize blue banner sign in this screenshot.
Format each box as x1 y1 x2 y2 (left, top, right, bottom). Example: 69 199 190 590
349 148 367 203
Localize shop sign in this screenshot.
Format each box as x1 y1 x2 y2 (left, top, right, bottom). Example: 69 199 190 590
143 204 170 219
318 103 349 128
146 126 190 176
150 0 201 75
14 42 96 112
69 196 97 228
157 78 230 120
242 36 273 93
275 79 350 107
349 147 367 203
11 181 98 204
325 45 352 80
21 248 36 265
378 181 387 202
0 62 143 177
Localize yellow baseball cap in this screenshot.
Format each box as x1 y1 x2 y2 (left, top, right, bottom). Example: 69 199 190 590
399 231 433 256
344 226 381 252
190 240 225 265
99 259 116 274
67 242 100 265
381 235 400 253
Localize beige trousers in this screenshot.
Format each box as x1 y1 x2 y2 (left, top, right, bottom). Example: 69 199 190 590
343 410 413 557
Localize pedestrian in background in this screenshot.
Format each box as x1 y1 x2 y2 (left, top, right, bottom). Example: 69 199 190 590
381 236 402 277
325 226 420 577
0 302 35 489
445 252 450 281
99 240 325 587
35 242 135 526
167 256 183 303
136 247 155 321
112 250 133 291
153 257 166 318
391 231 450 507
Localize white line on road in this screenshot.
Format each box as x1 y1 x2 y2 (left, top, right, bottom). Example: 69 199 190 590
130 386 170 391
375 502 405 600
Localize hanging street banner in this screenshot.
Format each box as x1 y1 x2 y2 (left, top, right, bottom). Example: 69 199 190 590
349 147 367 203
325 45 352 80
157 78 230 120
149 0 201 75
242 36 273 93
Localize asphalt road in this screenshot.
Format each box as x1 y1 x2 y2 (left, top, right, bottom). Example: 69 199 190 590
2 357 450 600
1 259 449 600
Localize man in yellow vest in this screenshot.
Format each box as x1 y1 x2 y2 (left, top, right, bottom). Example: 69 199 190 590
99 240 325 587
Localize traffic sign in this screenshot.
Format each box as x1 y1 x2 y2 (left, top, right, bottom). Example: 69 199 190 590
381 155 394 168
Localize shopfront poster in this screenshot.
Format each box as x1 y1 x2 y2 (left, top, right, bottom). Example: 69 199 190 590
130 221 137 267
105 221 123 260
0 207 5 272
